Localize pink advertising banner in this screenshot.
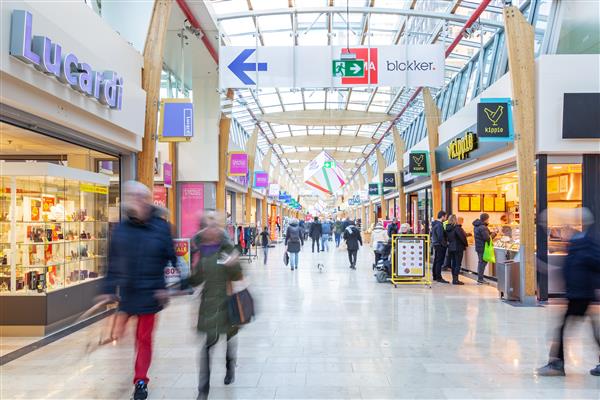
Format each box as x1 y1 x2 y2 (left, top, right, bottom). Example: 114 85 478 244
228 152 248 176
180 183 204 239
253 171 269 188
163 162 172 188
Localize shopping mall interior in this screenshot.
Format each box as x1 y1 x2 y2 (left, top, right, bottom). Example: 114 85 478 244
0 0 599 399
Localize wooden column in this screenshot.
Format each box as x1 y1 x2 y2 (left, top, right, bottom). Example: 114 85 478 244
137 0 173 188
392 127 407 223
504 5 536 302
376 149 386 219
245 127 259 224
422 87 443 216
366 163 374 227
216 89 234 212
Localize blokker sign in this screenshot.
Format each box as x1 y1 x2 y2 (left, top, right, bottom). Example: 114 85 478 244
9 10 124 110
220 44 444 89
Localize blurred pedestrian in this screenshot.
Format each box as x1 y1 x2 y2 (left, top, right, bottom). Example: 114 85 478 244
334 219 344 247
309 216 322 253
472 213 496 284
285 218 303 270
259 227 270 265
343 220 363 269
98 181 176 400
387 217 399 238
186 212 243 399
400 223 412 234
371 221 389 265
321 219 332 251
538 209 600 377
446 215 468 285
299 219 306 240
431 211 448 283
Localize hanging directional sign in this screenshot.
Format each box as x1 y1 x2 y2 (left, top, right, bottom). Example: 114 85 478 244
323 160 336 168
219 45 444 89
332 60 364 77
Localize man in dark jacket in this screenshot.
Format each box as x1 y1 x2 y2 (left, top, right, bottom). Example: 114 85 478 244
473 213 496 284
538 212 600 377
99 181 176 400
430 211 448 283
387 217 399 238
334 219 344 247
446 216 468 285
309 217 322 253
343 220 363 269
285 219 304 270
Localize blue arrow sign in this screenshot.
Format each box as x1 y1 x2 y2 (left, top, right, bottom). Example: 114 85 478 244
228 49 267 85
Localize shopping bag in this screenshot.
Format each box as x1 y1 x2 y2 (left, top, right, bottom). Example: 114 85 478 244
284 251 289 266
228 288 255 325
483 240 496 263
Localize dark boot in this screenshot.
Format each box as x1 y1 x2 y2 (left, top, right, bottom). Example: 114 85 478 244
224 359 236 385
197 384 209 400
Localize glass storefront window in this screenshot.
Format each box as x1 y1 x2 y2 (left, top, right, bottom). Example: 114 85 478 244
546 163 583 255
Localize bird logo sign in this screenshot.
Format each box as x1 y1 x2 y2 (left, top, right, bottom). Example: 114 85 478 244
477 99 511 140
484 105 504 126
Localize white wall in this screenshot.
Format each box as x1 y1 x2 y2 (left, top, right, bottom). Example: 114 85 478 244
536 54 600 153
177 75 220 182
0 1 146 152
101 1 153 53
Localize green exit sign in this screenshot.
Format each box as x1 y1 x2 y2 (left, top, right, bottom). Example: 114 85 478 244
332 60 364 77
324 161 335 168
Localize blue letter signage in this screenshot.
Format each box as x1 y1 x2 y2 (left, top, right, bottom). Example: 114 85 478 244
9 10 123 110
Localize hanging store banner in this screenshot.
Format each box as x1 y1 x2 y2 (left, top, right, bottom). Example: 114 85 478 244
268 183 280 197
158 99 194 142
408 152 430 176
477 98 513 141
219 45 445 89
227 152 248 176
368 183 381 196
163 162 173 188
382 172 397 188
253 171 269 188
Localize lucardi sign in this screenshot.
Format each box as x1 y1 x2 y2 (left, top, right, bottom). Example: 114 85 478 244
9 10 123 110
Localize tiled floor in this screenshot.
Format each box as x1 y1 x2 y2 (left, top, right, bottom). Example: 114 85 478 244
1 243 598 399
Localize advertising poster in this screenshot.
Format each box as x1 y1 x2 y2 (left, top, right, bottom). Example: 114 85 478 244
393 236 427 277
254 171 269 188
163 162 173 188
180 183 204 239
164 238 191 290
153 185 167 208
228 152 248 176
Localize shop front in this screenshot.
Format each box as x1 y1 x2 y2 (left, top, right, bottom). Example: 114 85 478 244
0 2 146 335
432 54 600 299
401 171 433 234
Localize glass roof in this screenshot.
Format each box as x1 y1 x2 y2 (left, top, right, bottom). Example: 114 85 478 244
207 0 519 187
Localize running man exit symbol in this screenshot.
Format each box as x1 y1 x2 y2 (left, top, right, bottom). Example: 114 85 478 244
228 49 268 85
332 60 365 77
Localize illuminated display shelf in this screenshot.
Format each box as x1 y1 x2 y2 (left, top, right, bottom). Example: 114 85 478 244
0 162 109 295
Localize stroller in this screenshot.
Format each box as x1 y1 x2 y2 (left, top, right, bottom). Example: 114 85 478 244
373 240 392 283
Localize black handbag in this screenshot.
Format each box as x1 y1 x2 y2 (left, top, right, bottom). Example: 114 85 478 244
284 251 289 266
228 288 254 325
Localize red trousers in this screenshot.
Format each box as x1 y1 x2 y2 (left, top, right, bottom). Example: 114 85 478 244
134 313 156 383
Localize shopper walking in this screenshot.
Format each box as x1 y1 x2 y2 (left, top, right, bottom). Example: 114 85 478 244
309 216 322 253
334 219 344 247
431 211 449 283
185 212 243 400
387 217 399 238
299 219 306 241
538 209 600 377
98 181 176 400
259 227 270 265
285 218 304 270
472 213 496 284
343 220 363 269
321 219 332 251
445 215 468 285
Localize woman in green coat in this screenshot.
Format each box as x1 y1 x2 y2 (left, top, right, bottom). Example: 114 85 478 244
187 212 242 400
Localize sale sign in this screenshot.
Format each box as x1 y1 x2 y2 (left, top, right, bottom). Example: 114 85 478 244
164 238 191 290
